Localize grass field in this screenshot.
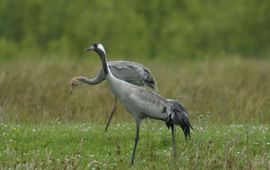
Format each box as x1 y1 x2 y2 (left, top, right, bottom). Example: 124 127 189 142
0 57 270 169
0 123 269 169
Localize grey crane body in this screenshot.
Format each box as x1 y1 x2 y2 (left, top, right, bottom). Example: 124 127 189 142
108 77 192 136
86 43 192 164
109 61 157 90
70 60 157 132
108 78 168 121
75 61 157 89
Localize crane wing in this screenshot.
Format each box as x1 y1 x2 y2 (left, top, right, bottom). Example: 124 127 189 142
108 61 157 90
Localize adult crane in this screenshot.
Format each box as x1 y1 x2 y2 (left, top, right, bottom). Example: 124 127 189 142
70 60 157 132
81 43 192 164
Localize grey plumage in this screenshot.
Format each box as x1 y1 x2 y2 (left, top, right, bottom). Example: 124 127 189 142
74 61 157 90
85 43 192 164
108 61 157 90
70 60 157 132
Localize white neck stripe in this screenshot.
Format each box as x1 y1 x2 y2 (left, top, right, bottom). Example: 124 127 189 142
97 44 106 55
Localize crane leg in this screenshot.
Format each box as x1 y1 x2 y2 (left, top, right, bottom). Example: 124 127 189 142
131 125 140 165
171 125 177 159
105 97 117 132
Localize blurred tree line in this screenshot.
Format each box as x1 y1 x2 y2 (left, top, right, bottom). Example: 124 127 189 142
0 0 270 59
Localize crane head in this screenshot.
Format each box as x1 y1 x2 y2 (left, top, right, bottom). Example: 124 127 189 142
69 77 81 95
85 43 106 56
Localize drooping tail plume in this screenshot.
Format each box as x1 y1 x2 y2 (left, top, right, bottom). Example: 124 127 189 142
169 100 193 139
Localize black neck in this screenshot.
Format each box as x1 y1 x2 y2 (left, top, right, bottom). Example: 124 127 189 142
96 50 109 75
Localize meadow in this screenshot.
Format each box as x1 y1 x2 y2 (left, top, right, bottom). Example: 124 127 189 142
0 57 270 169
0 123 269 169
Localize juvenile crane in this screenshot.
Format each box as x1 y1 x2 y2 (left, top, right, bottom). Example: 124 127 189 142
85 43 192 164
70 61 157 132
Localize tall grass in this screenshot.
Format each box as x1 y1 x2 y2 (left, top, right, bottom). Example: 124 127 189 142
0 57 270 124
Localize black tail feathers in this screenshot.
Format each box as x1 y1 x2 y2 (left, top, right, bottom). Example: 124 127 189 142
169 101 193 139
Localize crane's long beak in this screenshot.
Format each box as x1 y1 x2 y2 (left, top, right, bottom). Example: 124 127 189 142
85 45 94 52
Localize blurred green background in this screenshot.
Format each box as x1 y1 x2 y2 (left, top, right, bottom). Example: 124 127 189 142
1 2 270 169
1 0 270 124
1 0 270 60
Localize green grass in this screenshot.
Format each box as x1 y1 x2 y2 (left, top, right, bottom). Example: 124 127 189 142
0 122 269 169
1 57 270 169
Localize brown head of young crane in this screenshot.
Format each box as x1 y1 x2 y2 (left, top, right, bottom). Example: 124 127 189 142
85 43 193 164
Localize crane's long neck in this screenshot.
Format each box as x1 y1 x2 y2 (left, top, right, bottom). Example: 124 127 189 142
94 48 129 100
78 74 104 85
96 51 109 76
